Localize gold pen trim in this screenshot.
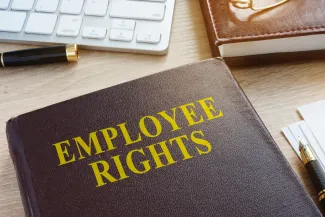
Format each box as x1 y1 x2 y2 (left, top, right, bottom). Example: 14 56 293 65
299 139 316 165
318 189 325 197
66 44 79 62
300 147 316 165
1 53 5 68
319 192 325 202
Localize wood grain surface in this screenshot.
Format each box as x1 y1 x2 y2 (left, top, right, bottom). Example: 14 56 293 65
1 0 325 216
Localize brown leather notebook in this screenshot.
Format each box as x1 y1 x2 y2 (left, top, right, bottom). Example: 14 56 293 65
200 0 325 65
7 59 322 217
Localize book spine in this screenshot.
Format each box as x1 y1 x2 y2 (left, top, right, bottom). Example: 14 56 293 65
6 118 40 217
199 0 221 57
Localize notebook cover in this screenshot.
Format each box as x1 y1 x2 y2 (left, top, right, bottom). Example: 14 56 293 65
199 0 325 63
6 59 322 217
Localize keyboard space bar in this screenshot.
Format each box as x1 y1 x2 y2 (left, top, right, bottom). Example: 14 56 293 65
110 1 165 21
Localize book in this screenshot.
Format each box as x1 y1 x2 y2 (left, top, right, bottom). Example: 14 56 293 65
199 0 325 64
7 59 322 217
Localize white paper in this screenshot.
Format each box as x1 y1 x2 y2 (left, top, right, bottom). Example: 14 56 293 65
282 121 325 171
299 122 325 170
282 124 302 159
298 100 325 154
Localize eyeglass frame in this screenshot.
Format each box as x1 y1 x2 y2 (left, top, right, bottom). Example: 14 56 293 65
230 0 290 11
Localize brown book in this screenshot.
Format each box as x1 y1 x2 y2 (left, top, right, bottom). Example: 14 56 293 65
199 0 325 65
7 59 322 217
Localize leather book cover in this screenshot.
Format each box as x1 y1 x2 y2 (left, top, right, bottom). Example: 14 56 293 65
6 59 322 217
199 0 325 65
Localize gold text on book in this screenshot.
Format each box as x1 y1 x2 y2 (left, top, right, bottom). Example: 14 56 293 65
52 97 223 187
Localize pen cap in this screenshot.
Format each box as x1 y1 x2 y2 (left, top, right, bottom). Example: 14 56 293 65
1 44 78 67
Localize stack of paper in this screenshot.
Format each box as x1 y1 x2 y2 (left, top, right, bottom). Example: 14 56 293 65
282 100 325 171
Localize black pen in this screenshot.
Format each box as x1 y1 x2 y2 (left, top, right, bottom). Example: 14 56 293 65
1 44 78 68
299 138 325 209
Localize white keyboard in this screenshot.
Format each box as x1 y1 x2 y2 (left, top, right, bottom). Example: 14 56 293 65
0 0 175 55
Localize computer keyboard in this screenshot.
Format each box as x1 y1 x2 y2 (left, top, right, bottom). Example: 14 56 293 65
0 0 175 55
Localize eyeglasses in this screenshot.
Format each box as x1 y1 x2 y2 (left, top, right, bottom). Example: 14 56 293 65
230 0 289 11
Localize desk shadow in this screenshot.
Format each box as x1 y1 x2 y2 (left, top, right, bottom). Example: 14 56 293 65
0 62 79 77
231 58 325 93
226 51 325 69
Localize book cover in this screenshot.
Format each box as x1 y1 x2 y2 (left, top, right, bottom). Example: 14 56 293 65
6 59 321 217
199 0 325 65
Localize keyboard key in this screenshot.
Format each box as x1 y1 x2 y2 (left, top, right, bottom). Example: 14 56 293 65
137 33 161 44
0 0 11 9
57 15 82 37
25 13 57 35
85 0 109 17
0 11 26 32
112 19 135 31
110 1 165 21
35 0 59 13
83 26 106 39
11 0 35 11
109 29 134 42
60 0 84 15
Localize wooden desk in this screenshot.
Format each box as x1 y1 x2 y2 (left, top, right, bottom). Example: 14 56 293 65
1 0 325 216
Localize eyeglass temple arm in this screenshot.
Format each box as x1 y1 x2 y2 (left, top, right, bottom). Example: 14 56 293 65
231 0 289 11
